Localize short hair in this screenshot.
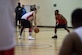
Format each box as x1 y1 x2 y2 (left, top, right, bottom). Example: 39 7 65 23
30 7 37 11
18 2 20 5
71 8 82 27
55 10 59 13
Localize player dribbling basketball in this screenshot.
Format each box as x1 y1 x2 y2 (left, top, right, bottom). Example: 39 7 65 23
18 7 37 40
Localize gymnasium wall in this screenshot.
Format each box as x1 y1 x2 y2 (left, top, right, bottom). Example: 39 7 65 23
19 0 82 27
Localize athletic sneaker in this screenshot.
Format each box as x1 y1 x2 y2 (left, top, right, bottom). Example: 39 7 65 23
28 36 35 40
52 35 57 38
18 35 23 39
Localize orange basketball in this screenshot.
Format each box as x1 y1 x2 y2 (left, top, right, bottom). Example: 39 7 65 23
34 27 39 33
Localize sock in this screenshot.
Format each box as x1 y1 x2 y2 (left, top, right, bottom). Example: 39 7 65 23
55 34 57 36
29 32 32 37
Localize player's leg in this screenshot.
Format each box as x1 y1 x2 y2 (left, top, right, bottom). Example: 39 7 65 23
64 27 70 33
15 19 18 27
18 19 25 39
64 24 70 33
28 27 35 40
28 23 35 40
15 16 18 27
19 19 21 28
18 26 25 39
17 19 21 29
17 16 21 29
15 19 18 33
52 25 58 38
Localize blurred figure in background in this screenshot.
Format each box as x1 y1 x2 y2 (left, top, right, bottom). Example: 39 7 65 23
0 0 16 55
21 5 27 16
15 2 22 27
59 8 82 55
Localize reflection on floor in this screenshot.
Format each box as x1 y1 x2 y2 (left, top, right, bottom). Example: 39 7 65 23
15 27 73 55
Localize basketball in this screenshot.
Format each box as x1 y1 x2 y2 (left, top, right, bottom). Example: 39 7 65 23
34 27 39 33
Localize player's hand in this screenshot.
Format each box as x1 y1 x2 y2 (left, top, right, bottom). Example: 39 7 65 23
56 23 58 25
33 26 37 29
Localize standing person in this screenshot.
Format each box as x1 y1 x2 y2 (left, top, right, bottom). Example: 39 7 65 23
59 8 82 55
18 8 37 40
21 5 27 16
15 2 22 27
0 0 16 55
52 10 70 38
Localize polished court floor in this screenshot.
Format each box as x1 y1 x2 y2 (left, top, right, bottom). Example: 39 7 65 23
15 27 72 55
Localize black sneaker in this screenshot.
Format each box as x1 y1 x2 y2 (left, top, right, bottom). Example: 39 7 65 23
52 35 57 38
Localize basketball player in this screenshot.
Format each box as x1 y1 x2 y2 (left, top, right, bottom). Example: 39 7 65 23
0 0 16 55
59 8 82 55
18 8 37 40
52 10 70 38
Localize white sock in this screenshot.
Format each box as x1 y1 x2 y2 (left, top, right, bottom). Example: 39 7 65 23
29 32 32 36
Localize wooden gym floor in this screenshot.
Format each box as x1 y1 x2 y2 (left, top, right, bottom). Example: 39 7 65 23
15 27 72 55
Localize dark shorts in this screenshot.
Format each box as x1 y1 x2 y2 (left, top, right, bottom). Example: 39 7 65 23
21 19 32 28
55 24 67 29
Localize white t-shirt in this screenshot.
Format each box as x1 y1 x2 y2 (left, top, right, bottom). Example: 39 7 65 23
0 0 16 50
21 11 34 20
74 27 82 42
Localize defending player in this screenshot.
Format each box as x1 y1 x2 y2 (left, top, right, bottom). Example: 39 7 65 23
52 10 70 38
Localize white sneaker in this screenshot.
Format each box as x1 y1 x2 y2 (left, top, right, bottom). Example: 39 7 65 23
28 36 35 40
18 35 22 39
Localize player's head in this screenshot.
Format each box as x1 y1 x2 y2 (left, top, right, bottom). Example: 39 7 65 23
17 2 21 7
71 8 82 28
30 6 37 11
22 5 25 8
30 7 37 13
33 4 36 8
55 10 59 15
